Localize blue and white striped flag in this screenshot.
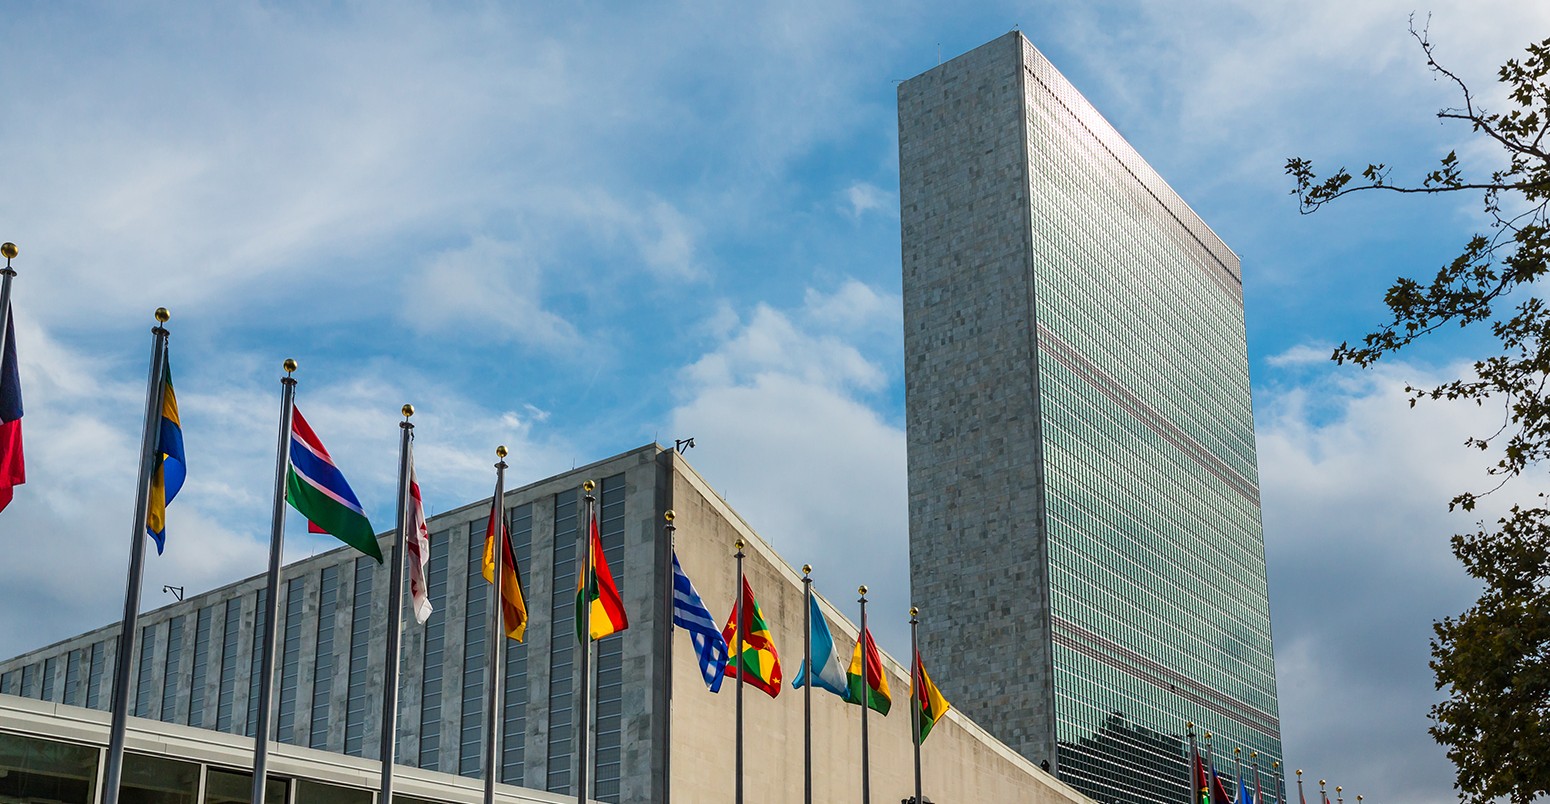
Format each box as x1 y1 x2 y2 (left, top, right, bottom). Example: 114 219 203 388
672 552 729 692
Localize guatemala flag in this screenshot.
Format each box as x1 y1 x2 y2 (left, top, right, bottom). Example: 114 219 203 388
672 552 728 692
791 590 849 698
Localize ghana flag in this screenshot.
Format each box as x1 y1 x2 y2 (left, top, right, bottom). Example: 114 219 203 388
845 627 890 714
721 575 781 697
576 502 627 641
911 649 950 742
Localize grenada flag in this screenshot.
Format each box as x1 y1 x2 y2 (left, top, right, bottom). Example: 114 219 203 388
722 575 782 697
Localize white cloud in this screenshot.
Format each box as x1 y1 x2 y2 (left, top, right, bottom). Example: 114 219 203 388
844 181 895 219
1264 343 1336 368
666 281 911 654
408 236 578 348
1257 360 1542 802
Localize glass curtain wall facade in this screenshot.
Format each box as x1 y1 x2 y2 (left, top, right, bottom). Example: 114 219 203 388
899 32 1281 804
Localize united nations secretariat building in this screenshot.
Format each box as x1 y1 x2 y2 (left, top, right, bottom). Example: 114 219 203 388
0 445 1089 803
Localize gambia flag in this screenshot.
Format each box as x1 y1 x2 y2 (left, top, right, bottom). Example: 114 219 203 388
721 575 781 697
286 407 381 561
845 627 890 715
576 503 627 641
911 649 950 743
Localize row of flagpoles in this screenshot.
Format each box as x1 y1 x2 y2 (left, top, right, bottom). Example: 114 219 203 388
0 247 1360 804
1188 724 1363 804
0 247 954 804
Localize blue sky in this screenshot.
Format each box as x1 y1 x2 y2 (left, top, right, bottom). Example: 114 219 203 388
2 2 1547 801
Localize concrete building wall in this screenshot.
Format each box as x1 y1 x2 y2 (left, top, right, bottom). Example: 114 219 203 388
2 444 1090 804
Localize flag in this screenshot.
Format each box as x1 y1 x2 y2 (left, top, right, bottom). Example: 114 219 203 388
671 552 728 692
483 488 527 641
286 407 381 561
404 441 432 623
721 575 781 697
791 592 847 698
910 649 951 743
845 627 891 714
1211 765 1235 804
1195 756 1211 804
576 504 627 640
145 358 185 553
1240 771 1253 804
0 308 23 513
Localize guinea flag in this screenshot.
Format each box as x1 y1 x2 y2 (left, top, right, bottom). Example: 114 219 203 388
911 649 950 742
845 627 890 715
286 407 381 561
576 502 627 641
721 575 782 697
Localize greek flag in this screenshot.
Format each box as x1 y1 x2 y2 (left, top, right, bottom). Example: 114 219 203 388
672 552 728 692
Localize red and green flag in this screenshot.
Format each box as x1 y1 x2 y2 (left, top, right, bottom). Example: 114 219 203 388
911 649 950 742
845 628 890 715
721 575 782 697
576 503 627 641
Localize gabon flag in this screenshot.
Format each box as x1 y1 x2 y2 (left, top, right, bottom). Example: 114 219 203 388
576 502 628 641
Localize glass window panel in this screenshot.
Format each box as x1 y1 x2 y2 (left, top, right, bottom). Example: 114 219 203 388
0 731 99 803
122 752 199 804
203 769 286 804
295 779 372 804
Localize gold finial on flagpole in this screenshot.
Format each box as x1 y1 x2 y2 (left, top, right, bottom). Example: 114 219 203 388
1250 751 1258 759
155 307 170 323
1235 747 1241 756
401 404 414 418
0 242 17 260
910 606 919 617
496 445 508 458
283 359 297 374
1274 761 1281 770
802 563 811 576
734 538 744 551
1296 769 1303 777
858 584 868 597
664 510 675 522
582 479 595 492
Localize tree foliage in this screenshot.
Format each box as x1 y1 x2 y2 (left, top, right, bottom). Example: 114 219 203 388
1286 22 1550 804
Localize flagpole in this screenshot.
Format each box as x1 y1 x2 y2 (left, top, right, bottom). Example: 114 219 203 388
251 359 298 804
578 480 596 804
378 406 416 804
1235 747 1243 800
1272 762 1282 804
858 585 870 804
1204 732 1215 798
1186 722 1198 804
909 607 922 804
1252 752 1262 804
1296 770 1304 804
663 511 677 804
1336 785 1343 804
801 565 813 804
484 447 509 804
733 538 746 804
1320 779 1328 804
0 243 17 360
102 308 171 804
